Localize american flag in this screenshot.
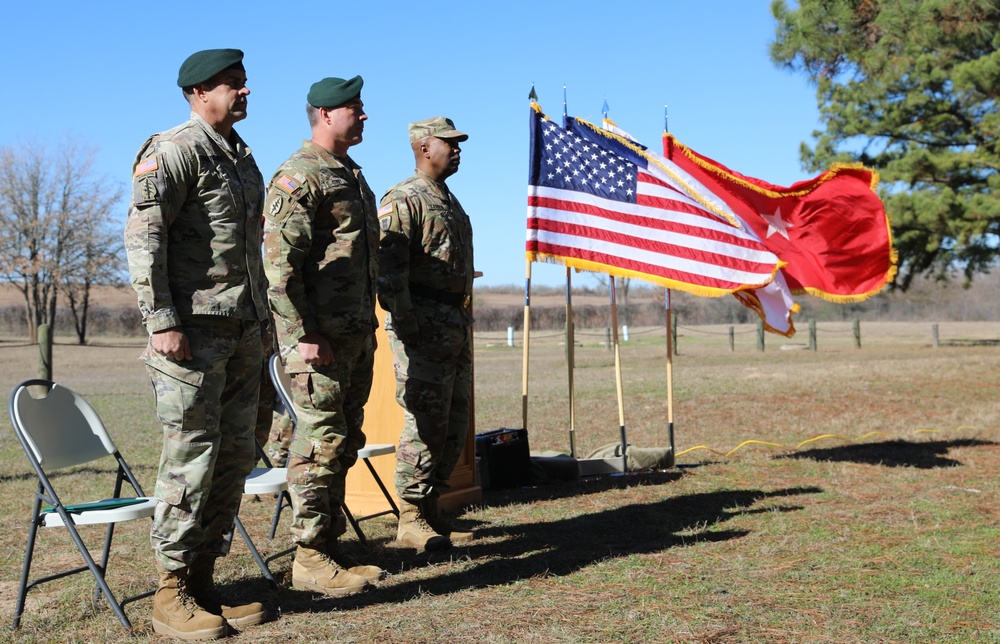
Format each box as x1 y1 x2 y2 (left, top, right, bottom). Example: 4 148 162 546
527 105 781 296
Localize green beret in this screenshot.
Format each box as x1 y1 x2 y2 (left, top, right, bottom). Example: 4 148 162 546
177 48 244 88
408 116 468 143
307 76 364 108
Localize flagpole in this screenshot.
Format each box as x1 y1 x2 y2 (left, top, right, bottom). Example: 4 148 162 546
561 85 578 456
521 259 532 432
522 84 540 434
566 267 576 457
602 99 628 473
663 103 676 461
665 288 675 459
609 276 629 473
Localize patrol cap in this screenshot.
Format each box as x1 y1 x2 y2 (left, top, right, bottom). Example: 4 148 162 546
177 48 245 88
408 116 468 143
308 76 364 108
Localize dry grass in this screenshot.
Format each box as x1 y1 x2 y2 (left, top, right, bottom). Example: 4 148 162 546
0 322 997 642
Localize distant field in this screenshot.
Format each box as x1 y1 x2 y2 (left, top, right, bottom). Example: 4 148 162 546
0 283 648 310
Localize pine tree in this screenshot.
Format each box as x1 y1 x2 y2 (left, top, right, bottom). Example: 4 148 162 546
771 0 1000 288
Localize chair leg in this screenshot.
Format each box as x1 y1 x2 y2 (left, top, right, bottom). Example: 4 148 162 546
362 457 400 518
13 511 41 630
234 515 276 587
60 516 133 631
341 503 368 547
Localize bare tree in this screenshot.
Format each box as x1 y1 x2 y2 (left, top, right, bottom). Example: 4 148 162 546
0 138 124 344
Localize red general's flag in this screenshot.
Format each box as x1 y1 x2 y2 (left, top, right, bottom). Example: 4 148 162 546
527 104 782 298
661 134 896 302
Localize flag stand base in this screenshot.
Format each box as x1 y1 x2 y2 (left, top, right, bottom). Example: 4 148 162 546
578 457 626 476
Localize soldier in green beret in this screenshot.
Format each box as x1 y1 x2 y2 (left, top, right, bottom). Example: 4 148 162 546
262 76 383 596
125 48 269 639
377 117 476 551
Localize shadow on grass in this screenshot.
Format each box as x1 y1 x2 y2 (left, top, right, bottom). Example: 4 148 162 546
781 438 997 468
259 484 821 617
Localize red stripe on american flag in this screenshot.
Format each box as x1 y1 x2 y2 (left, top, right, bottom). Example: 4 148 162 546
527 217 774 273
529 241 751 290
527 195 764 250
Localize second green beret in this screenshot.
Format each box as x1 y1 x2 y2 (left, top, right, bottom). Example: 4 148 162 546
308 76 364 108
177 48 244 88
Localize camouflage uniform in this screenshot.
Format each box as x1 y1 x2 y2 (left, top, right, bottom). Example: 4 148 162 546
263 140 378 548
125 112 268 571
377 168 474 503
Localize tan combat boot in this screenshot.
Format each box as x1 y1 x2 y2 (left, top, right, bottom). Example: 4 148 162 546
292 546 369 596
326 538 386 583
396 499 451 552
187 556 267 628
424 496 474 543
152 565 228 641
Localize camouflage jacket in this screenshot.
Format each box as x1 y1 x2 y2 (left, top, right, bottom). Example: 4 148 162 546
263 141 378 371
124 112 268 333
377 169 474 336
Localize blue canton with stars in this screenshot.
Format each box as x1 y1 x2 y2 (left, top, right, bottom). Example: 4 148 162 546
529 112 643 204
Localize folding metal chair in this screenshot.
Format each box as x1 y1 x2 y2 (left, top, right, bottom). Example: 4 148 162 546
267 354 399 546
8 379 158 632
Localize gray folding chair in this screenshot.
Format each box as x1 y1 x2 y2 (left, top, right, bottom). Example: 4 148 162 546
8 379 158 632
267 353 399 546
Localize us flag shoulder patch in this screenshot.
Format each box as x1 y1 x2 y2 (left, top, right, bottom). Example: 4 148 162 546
276 174 300 193
377 203 393 216
134 156 158 176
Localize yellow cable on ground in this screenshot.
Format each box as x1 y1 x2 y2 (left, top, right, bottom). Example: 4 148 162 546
673 427 957 461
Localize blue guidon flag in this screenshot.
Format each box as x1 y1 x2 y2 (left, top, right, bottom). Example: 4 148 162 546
526 102 782 298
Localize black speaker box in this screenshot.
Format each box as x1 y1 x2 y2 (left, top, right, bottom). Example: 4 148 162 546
475 428 531 490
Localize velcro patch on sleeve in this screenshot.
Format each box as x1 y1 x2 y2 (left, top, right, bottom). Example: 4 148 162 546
377 202 394 217
134 156 158 177
276 174 301 194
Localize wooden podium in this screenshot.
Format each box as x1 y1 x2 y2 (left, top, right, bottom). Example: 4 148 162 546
345 307 481 515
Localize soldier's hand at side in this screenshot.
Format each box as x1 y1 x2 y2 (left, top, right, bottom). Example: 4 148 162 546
151 328 193 361
299 332 334 366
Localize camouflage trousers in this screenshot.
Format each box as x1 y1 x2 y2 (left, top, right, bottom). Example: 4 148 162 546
386 323 472 502
143 316 261 571
286 333 374 547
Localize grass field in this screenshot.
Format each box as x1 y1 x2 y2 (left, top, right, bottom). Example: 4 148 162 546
0 321 997 642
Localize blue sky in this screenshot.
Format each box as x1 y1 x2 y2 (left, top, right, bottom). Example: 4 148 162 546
0 1 820 288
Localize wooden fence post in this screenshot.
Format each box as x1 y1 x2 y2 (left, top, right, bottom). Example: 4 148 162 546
38 324 52 380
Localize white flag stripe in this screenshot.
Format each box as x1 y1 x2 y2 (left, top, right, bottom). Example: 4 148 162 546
528 205 778 265
527 229 777 284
